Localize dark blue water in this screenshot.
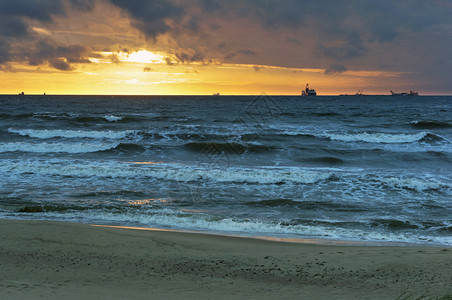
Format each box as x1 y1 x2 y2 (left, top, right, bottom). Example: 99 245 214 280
0 95 451 245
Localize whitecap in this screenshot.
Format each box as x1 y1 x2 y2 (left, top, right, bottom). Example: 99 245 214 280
0 142 119 153
104 115 123 122
8 128 135 139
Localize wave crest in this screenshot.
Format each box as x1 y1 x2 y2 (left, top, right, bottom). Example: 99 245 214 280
0 142 119 153
380 176 450 192
325 132 438 144
8 128 136 139
0 160 333 184
411 121 452 129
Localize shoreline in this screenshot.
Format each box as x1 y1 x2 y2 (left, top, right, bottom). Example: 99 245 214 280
92 224 449 248
1 219 451 299
3 217 449 248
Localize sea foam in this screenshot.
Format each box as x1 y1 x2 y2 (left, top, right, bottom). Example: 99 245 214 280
0 160 333 184
324 132 429 143
0 142 119 153
23 208 452 246
103 115 123 122
8 128 135 139
380 176 450 192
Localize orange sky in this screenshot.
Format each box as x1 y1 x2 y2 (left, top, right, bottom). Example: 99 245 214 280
2 52 408 95
0 0 450 95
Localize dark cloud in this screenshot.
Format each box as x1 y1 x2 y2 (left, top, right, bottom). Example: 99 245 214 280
0 40 12 64
287 37 302 44
0 0 95 71
324 64 347 75
317 32 367 61
48 58 71 71
0 0 450 92
27 40 91 70
108 0 182 39
69 0 96 12
164 48 212 65
0 16 29 37
0 1 66 23
109 54 120 64
105 0 450 66
239 50 256 56
164 57 174 66
175 50 206 64
224 53 236 61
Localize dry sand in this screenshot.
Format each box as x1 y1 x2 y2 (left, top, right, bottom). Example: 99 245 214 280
0 220 451 299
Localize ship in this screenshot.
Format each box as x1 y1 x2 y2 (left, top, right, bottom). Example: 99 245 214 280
340 90 364 96
390 90 419 96
301 83 317 96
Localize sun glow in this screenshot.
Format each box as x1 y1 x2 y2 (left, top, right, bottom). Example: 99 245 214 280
97 50 167 64
123 50 167 64
0 48 413 95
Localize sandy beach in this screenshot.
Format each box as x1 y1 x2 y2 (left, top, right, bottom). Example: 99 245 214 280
0 220 450 299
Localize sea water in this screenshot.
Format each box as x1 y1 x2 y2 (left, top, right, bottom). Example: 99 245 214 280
0 95 450 245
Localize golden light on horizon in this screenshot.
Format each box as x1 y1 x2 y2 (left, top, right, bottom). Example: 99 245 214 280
95 50 167 65
0 57 409 96
0 44 416 96
0 0 449 95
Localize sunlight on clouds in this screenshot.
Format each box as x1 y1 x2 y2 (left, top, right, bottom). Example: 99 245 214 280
125 50 166 64
32 27 51 35
94 50 167 64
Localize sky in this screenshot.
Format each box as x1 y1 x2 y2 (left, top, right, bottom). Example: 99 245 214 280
0 0 451 95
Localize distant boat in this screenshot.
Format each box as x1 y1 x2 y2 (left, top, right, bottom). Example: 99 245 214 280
340 90 364 96
301 83 317 96
213 93 220 96
390 90 419 96
19 92 25 95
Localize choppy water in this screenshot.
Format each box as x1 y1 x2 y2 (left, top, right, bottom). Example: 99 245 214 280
0 94 451 245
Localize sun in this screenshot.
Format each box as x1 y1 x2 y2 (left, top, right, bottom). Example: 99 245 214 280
122 50 166 64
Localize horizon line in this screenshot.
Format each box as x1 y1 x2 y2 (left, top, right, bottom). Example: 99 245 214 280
2 93 451 97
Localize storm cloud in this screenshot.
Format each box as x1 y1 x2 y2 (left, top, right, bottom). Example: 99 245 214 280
1 0 450 92
0 0 93 70
108 0 182 39
324 64 347 75
105 1 451 67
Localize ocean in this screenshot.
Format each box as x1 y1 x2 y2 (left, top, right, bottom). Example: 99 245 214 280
0 95 451 245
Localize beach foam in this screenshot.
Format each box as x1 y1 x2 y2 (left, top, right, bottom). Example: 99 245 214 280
18 208 451 246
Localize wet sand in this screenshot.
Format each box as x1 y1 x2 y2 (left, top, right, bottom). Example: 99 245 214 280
0 220 451 299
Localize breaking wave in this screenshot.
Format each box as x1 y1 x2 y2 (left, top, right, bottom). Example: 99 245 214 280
0 160 333 184
379 176 450 192
410 120 452 129
0 142 119 153
8 128 137 139
11 207 451 245
0 112 155 123
103 115 123 122
324 132 443 144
